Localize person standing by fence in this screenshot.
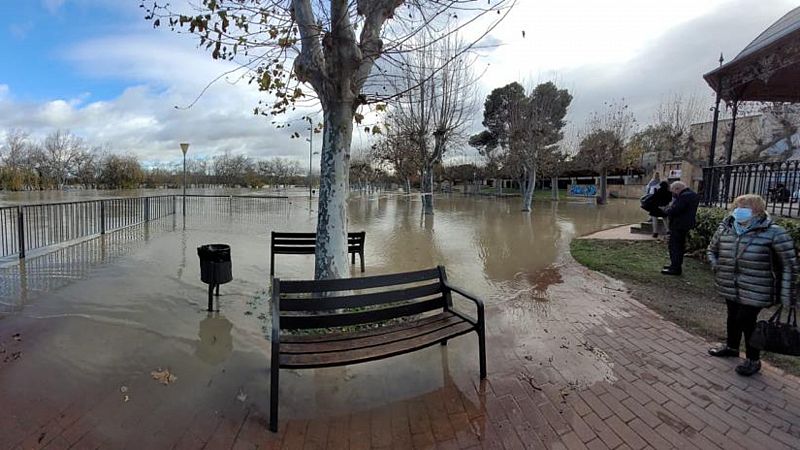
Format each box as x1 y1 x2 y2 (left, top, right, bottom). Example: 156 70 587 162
661 181 699 275
706 194 798 376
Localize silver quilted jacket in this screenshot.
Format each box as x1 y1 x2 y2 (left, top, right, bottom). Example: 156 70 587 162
707 215 798 307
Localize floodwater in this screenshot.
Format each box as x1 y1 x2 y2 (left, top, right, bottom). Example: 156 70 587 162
0 192 644 445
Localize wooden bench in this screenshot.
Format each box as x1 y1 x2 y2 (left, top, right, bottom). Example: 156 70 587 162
270 231 366 276
269 266 486 432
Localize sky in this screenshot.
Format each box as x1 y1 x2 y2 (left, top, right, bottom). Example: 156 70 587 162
0 0 798 167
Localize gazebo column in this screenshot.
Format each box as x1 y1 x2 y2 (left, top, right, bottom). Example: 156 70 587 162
723 99 739 203
725 99 739 165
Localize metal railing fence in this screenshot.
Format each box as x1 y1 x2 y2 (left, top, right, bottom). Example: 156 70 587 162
703 162 800 218
0 194 289 258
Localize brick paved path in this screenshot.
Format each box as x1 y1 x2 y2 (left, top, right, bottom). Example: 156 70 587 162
3 260 800 449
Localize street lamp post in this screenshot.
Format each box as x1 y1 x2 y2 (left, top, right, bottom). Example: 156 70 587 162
307 118 313 199
180 143 190 217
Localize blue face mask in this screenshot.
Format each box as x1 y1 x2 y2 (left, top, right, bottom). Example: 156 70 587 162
732 207 753 224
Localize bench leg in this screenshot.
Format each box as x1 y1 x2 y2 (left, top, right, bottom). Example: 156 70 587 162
351 252 356 265
440 339 448 346
269 361 279 432
478 331 487 379
215 284 220 296
360 252 365 273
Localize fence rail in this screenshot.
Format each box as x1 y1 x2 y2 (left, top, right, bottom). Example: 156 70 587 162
703 162 800 217
0 194 289 259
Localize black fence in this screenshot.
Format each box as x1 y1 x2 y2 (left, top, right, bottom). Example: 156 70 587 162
703 162 800 217
0 194 289 259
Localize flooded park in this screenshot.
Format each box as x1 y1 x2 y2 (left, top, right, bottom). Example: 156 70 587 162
0 191 651 447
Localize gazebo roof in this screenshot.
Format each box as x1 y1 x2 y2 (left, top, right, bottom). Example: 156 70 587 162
704 6 800 103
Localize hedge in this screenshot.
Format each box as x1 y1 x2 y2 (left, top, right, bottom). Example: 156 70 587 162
687 207 800 255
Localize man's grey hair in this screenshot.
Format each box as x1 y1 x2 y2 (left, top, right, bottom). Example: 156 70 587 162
670 181 687 192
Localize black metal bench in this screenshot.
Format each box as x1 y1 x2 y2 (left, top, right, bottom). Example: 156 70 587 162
270 231 366 276
268 266 486 432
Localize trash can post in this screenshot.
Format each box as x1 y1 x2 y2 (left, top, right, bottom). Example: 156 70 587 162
198 244 232 312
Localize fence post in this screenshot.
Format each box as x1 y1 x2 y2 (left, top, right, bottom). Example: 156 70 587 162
172 195 176 215
144 197 150 222
229 196 233 216
100 201 106 235
17 206 25 259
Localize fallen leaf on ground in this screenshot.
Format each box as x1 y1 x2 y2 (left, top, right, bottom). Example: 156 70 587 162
150 368 178 385
12 333 21 341
236 388 247 402
120 386 128 393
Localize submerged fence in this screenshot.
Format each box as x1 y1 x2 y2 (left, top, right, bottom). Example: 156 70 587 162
0 194 289 259
703 162 800 218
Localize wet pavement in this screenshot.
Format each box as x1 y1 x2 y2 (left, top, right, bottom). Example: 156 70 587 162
1 194 799 449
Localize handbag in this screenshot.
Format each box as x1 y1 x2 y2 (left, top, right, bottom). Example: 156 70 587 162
750 306 800 356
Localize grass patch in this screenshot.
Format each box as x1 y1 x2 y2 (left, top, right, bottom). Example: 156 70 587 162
570 238 800 376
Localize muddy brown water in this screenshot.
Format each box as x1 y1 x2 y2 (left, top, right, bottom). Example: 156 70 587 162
0 192 644 444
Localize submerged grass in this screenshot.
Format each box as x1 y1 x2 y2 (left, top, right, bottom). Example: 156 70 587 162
570 238 800 376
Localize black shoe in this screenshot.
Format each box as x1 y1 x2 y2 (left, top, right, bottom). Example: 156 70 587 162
708 345 738 357
652 233 658 238
661 268 682 276
735 359 761 377
663 265 672 270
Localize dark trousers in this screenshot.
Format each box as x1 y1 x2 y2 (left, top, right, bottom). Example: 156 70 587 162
726 300 762 360
668 229 688 271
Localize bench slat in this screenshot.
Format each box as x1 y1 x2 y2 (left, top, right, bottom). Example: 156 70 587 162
280 311 457 343
273 247 316 254
280 282 442 311
280 313 467 354
280 297 444 330
272 232 317 238
279 320 474 368
278 267 440 293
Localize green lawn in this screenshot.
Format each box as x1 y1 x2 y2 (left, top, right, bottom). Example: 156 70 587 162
570 239 800 376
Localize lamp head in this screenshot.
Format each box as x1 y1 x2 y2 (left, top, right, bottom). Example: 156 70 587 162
180 143 190 155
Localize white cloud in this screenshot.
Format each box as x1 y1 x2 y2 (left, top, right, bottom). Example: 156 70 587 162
42 0 66 14
2 0 798 167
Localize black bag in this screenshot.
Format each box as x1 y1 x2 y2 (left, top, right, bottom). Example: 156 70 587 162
750 306 800 356
640 193 655 211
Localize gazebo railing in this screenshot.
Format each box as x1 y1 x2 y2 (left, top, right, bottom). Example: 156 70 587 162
703 161 800 217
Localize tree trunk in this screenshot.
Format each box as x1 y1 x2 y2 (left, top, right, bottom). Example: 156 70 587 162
422 164 434 214
521 169 536 212
551 176 558 200
314 101 352 280
597 168 608 205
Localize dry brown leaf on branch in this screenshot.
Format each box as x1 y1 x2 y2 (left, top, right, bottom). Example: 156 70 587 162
150 368 178 385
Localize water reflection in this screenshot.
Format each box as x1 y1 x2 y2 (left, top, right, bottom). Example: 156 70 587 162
195 312 233 365
0 219 174 313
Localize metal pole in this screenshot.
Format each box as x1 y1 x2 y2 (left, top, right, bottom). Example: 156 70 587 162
183 152 187 217
17 206 25 259
308 118 313 199
725 100 739 165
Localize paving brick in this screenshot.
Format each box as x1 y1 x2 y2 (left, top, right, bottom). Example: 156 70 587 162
578 391 612 420
582 413 623 450
597 393 635 423
604 415 647 450
627 418 672 450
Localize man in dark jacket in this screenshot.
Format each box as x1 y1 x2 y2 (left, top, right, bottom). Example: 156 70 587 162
661 181 700 275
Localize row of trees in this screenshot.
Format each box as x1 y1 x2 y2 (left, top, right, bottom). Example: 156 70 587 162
0 129 307 191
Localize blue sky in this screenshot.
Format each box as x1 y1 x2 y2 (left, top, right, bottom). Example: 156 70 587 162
2 1 139 101
0 0 798 165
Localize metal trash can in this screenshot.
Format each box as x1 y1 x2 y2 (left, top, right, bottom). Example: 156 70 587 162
197 244 233 311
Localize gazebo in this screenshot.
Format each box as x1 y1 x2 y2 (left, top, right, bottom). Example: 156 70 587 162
703 6 800 165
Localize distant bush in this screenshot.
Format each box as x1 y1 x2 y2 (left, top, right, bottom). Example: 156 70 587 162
687 207 800 255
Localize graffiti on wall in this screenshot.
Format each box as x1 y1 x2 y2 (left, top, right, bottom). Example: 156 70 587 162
568 185 597 197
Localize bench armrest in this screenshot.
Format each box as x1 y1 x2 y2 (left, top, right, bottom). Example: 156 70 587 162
443 281 485 326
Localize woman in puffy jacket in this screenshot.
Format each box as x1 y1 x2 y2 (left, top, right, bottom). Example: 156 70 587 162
707 194 798 376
